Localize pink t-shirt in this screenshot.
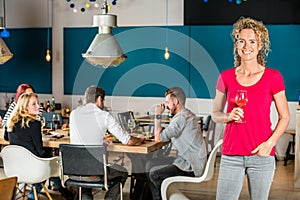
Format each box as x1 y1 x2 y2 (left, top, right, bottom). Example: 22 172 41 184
216 67 285 156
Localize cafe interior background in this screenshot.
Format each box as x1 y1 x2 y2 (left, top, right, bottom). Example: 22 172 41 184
0 0 299 159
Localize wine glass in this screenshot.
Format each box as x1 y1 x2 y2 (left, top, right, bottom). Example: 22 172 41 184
235 90 248 123
52 114 60 130
41 117 46 129
127 119 135 134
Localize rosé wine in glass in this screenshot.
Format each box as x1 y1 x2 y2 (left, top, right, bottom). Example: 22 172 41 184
235 90 248 123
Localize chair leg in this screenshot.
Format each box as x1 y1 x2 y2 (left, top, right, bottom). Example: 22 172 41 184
41 183 53 200
120 183 123 200
22 184 27 200
129 173 135 199
284 141 292 166
79 187 82 200
33 186 38 200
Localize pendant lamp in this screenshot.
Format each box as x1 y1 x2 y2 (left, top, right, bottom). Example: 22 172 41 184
82 0 127 68
0 0 13 64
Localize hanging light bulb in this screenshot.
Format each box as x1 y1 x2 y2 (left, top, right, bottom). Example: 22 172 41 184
45 49 51 62
164 46 170 60
45 0 51 62
164 0 170 60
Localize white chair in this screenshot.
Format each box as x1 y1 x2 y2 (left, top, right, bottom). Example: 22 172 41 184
0 145 60 200
161 139 223 200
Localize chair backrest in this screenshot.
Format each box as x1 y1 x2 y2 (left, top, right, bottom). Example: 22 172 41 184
42 112 63 129
0 109 6 118
203 115 217 154
202 139 223 182
0 145 60 184
0 176 17 200
117 111 136 132
59 144 107 176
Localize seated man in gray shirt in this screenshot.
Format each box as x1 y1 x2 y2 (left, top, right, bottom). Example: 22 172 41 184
148 87 207 200
70 85 144 200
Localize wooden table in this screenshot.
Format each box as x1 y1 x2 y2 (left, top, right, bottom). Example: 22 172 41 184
0 129 70 149
107 140 169 154
0 129 168 154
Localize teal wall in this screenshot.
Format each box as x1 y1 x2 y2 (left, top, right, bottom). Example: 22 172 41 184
0 26 299 101
64 25 300 101
0 28 52 94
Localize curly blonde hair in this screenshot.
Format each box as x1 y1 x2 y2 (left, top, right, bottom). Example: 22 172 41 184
7 93 38 132
232 17 271 67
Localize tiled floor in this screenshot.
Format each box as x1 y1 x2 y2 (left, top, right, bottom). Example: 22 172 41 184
1 153 300 200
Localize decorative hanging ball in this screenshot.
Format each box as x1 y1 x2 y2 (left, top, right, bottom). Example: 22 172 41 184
86 3 91 8
108 5 112 10
203 0 209 3
112 0 117 6
70 3 75 8
81 8 85 12
89 0 96 2
73 8 78 13
66 0 71 2
236 0 242 4
94 3 100 8
228 0 233 2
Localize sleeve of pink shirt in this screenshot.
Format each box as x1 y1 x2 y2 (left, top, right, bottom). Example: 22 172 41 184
269 69 285 95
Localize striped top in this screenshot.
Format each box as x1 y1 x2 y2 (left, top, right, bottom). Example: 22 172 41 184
2 101 43 128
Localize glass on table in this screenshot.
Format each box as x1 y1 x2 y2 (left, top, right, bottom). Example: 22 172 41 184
41 117 46 129
127 119 135 133
52 114 60 130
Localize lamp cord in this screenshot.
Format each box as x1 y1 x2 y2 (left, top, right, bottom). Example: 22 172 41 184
3 0 6 27
165 0 168 46
47 0 50 49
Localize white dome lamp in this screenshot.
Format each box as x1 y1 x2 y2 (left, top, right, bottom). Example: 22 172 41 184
82 0 127 68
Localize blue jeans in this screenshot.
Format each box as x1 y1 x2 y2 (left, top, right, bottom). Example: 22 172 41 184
216 155 275 200
148 164 194 200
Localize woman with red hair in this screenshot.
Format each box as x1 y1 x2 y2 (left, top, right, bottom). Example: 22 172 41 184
2 84 42 140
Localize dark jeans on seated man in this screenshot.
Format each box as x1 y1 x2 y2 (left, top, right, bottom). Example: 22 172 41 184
146 157 194 200
126 150 176 200
73 164 128 200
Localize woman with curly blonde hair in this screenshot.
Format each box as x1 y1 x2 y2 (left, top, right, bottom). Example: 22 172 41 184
212 17 290 200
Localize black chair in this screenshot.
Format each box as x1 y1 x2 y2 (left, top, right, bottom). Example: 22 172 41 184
59 144 123 200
